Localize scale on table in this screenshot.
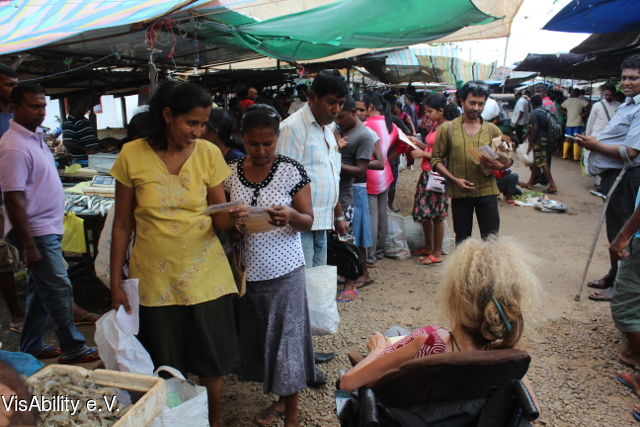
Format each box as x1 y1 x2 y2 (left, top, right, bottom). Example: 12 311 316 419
90 175 116 188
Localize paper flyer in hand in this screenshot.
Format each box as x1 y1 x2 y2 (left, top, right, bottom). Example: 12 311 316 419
398 130 419 149
466 145 499 163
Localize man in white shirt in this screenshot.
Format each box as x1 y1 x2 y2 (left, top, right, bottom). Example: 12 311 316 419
287 84 308 116
586 85 621 190
481 95 502 123
586 85 621 138
512 91 531 145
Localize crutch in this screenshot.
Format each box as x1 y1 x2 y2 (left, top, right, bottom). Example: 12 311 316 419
575 146 632 301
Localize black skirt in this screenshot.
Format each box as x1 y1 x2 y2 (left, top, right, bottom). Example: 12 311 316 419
137 294 240 378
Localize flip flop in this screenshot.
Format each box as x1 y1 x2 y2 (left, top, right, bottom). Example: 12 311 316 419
506 200 517 206
255 402 285 426
411 248 430 256
366 263 377 268
37 346 61 359
417 255 442 266
588 288 612 302
58 348 100 364
74 312 101 326
617 372 640 394
9 321 23 333
542 188 558 194
587 279 611 290
634 409 640 422
337 290 358 302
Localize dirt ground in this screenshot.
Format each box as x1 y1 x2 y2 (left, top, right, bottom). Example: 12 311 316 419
1 156 638 426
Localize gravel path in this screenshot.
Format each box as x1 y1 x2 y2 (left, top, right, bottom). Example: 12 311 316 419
2 158 638 426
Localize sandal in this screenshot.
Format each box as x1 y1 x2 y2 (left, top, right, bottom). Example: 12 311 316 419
588 288 612 302
417 255 442 265
587 279 611 290
9 321 24 333
37 346 61 359
337 290 358 302
617 371 640 394
58 348 100 364
255 402 284 426
74 312 101 326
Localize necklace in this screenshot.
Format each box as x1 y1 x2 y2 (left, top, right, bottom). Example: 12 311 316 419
164 145 194 168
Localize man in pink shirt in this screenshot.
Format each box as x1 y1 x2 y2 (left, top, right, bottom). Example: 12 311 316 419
0 83 98 363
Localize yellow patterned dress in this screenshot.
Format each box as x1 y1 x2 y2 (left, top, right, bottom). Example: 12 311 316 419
110 138 236 307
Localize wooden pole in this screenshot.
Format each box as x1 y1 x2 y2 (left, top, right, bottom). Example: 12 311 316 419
121 96 128 128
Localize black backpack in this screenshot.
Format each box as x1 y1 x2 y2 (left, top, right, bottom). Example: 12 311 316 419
541 109 563 142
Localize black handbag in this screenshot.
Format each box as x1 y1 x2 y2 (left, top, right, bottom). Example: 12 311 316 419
327 233 364 280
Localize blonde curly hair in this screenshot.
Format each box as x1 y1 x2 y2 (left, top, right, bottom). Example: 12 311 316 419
438 235 540 350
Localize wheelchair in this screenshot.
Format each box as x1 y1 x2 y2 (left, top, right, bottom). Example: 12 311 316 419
336 349 538 427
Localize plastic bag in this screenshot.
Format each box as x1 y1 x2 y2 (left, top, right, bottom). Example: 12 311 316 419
398 154 408 171
150 366 209 427
95 206 115 287
403 216 453 255
61 212 86 253
384 212 411 261
516 144 534 167
404 216 425 252
94 310 154 375
0 350 44 377
305 265 340 336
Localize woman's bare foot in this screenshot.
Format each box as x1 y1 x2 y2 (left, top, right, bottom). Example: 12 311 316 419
417 254 442 265
255 401 285 426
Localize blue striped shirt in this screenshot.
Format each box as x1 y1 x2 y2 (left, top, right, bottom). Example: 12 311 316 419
589 93 640 174
277 104 340 230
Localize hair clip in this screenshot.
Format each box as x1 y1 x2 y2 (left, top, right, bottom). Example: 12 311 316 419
242 109 279 121
492 297 512 333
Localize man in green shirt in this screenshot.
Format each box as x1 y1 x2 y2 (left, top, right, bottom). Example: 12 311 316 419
432 81 514 244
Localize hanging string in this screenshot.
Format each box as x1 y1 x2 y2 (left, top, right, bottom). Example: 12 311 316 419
145 18 178 60
21 52 121 82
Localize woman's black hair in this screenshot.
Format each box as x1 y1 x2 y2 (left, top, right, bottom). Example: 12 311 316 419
425 94 461 121
147 80 212 150
241 104 280 134
363 91 392 133
206 109 246 154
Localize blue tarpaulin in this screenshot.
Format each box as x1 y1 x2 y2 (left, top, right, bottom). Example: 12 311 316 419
543 0 640 34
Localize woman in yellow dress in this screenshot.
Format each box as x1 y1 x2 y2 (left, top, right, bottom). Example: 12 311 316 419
109 81 248 427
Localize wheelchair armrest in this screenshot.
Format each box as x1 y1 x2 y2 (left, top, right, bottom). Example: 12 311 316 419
360 388 379 427
514 380 539 421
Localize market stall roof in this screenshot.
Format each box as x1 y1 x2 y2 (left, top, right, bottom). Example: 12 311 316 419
570 31 640 54
513 49 640 80
543 0 640 34
0 0 523 98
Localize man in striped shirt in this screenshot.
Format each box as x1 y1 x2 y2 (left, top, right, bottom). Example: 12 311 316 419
62 95 100 163
277 70 348 268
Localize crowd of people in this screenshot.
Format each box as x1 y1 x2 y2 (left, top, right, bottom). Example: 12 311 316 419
0 50 639 425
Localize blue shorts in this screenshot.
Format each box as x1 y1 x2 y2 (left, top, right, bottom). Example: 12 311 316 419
566 126 583 136
352 186 372 248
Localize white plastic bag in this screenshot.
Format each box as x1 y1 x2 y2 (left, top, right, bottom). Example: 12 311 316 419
385 212 411 260
403 216 453 255
305 265 340 336
398 154 408 171
516 143 534 167
95 206 115 288
94 310 154 375
150 366 209 427
404 216 425 252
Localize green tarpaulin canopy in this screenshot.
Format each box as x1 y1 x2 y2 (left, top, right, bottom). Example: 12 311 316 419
198 0 498 61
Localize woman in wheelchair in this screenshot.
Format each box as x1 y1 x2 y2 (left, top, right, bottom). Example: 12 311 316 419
339 236 540 408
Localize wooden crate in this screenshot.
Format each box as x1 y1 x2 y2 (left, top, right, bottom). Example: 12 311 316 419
27 365 167 427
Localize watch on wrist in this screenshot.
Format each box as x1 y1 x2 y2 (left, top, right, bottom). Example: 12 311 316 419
335 216 345 222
